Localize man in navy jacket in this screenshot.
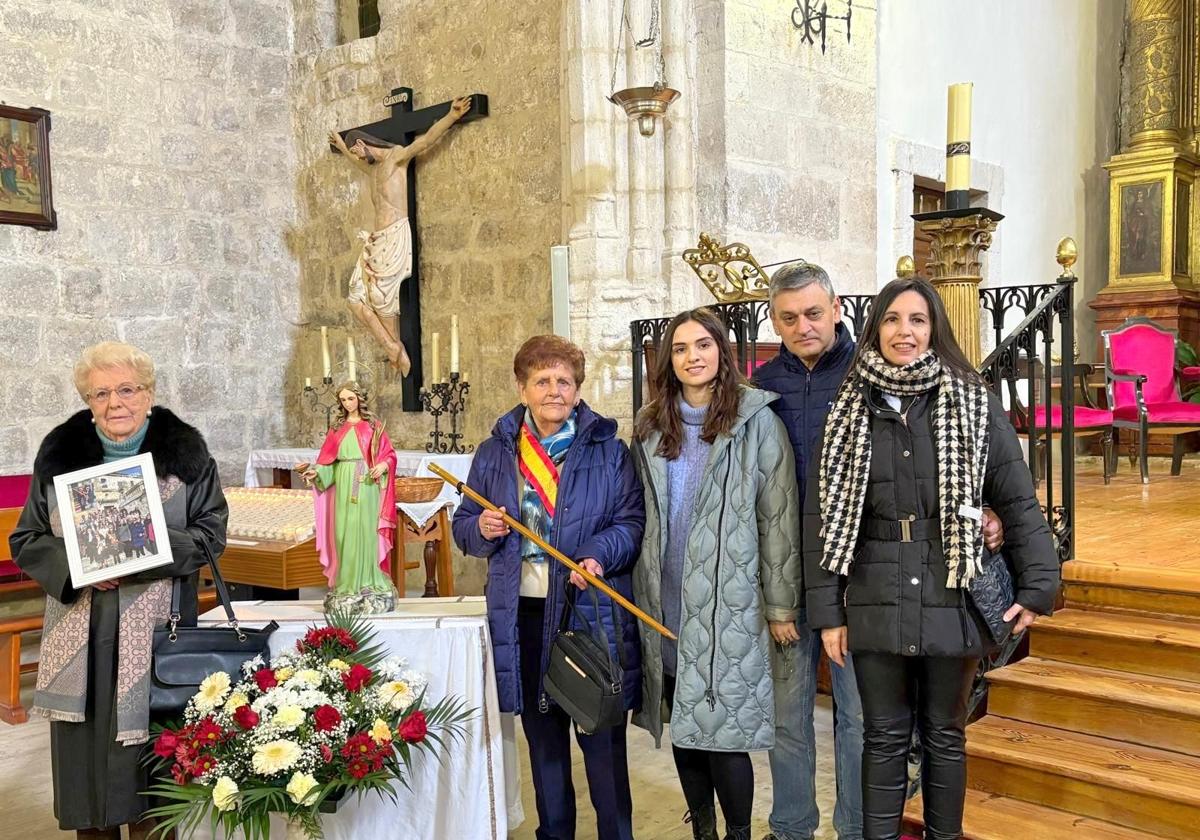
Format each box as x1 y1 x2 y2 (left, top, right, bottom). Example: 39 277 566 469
752 263 864 840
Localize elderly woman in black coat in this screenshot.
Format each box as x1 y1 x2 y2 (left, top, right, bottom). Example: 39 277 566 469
804 279 1059 840
11 341 227 840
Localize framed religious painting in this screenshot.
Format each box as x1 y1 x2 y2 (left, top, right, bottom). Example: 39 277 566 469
52 454 173 588
0 104 56 230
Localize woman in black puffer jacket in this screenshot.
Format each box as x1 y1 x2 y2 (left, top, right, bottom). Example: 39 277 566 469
803 278 1059 840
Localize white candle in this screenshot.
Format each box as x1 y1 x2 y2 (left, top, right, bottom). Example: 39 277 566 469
320 326 331 379
347 336 357 381
305 377 312 388
431 332 441 382
450 315 460 373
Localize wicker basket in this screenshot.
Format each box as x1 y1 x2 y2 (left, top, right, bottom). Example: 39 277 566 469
395 476 443 504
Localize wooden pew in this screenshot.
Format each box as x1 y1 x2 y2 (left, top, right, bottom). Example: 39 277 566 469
0 505 42 725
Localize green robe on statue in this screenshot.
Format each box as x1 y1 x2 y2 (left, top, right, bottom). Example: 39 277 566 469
314 430 393 594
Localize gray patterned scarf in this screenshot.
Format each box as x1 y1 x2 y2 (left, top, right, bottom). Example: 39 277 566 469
32 478 178 745
818 348 990 588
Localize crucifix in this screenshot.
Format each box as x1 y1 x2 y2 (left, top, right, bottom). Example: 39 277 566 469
331 87 489 411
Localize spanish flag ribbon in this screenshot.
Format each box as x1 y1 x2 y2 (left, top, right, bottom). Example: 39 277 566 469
518 421 560 518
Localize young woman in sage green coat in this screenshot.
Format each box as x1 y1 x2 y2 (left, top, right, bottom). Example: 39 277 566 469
631 308 802 840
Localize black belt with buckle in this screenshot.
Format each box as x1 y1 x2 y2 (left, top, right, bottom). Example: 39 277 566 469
861 516 939 543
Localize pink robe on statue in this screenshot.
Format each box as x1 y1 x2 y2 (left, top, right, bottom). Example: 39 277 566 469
311 420 398 588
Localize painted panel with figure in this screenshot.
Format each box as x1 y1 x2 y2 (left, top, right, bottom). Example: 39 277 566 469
0 104 56 230
1118 180 1162 277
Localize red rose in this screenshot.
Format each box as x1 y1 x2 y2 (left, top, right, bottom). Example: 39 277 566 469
253 668 278 691
340 663 372 693
320 743 334 764
313 704 342 732
233 705 260 729
153 730 179 758
170 762 190 785
398 710 428 744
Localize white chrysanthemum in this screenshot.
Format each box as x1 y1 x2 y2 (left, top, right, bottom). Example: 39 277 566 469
252 739 302 774
241 655 265 677
295 689 329 709
193 671 231 712
401 669 428 693
286 770 320 805
212 776 239 811
375 657 407 679
377 679 415 711
272 705 305 731
289 668 324 688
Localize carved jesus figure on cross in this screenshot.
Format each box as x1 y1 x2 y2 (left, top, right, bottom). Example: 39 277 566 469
328 94 471 377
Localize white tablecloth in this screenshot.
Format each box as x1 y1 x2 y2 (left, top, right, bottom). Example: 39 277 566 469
242 449 475 528
196 597 519 839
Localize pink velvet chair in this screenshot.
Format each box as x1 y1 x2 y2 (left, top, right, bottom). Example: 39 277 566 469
1102 317 1200 483
1008 361 1114 486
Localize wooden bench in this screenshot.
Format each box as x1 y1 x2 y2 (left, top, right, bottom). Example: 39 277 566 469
0 504 41 725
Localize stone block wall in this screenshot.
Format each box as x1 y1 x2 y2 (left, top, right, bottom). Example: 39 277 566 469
717 0 878 295
0 0 300 483
288 0 562 460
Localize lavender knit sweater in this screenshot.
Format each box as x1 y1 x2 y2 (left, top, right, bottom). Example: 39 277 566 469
662 398 711 676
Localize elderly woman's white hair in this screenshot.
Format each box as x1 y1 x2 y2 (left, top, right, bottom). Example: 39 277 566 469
72 341 157 401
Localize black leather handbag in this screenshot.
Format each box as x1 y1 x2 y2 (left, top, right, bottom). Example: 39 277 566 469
967 545 1016 645
543 581 627 735
150 541 278 718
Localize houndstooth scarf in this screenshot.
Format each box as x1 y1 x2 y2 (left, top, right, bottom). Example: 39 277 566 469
818 348 990 588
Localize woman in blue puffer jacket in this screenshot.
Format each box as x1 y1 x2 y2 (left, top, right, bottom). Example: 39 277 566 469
452 334 645 840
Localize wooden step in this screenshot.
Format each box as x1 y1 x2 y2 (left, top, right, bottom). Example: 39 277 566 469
986 657 1200 756
1029 609 1200 683
966 716 1200 839
1063 562 1200 618
902 788 1169 840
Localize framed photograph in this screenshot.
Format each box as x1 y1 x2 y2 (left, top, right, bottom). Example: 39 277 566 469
0 104 56 230
53 454 173 588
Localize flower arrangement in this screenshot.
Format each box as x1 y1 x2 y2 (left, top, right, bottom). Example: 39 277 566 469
145 612 470 839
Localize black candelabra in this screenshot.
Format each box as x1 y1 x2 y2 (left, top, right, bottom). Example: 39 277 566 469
419 373 473 454
302 377 341 442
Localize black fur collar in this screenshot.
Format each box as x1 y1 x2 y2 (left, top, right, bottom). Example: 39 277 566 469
33 407 212 484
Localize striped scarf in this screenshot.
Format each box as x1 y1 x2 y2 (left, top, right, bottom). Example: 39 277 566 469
518 409 576 562
818 348 990 588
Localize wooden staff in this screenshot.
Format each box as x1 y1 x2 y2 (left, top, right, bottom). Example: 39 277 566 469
428 463 676 641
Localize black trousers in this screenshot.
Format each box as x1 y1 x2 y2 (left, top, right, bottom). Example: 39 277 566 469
853 653 979 840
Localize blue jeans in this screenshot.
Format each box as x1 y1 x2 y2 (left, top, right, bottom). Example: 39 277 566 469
768 616 864 840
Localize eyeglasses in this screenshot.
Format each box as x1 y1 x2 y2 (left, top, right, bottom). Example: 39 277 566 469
87 384 148 404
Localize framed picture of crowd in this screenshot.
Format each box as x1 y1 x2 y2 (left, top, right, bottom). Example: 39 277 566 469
0 103 56 230
52 454 173 588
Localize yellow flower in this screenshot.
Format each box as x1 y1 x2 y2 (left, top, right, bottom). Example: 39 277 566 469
223 691 249 714
275 667 296 681
290 668 323 688
252 739 302 774
193 671 231 712
327 659 350 672
378 679 414 711
212 776 239 811
369 718 393 745
272 705 305 731
285 771 319 806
